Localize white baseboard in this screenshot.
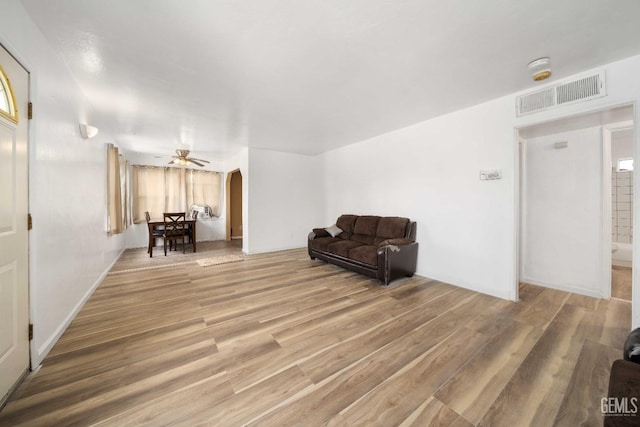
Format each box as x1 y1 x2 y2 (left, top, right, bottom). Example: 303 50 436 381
419 270 514 301
32 248 125 367
245 245 305 255
520 276 604 299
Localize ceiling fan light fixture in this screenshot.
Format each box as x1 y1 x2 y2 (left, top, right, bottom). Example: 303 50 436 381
172 158 188 166
166 149 211 167
528 57 552 81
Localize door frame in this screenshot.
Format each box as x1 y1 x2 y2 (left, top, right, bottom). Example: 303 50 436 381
603 120 635 298
515 103 636 303
225 168 242 241
514 136 526 302
0 40 31 408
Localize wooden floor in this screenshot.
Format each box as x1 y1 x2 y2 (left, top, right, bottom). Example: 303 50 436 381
612 265 632 301
0 242 632 426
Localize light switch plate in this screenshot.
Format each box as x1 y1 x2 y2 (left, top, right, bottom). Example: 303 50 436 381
480 169 502 180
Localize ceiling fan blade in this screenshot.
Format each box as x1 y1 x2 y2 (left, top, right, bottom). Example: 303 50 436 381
190 157 210 163
188 159 205 167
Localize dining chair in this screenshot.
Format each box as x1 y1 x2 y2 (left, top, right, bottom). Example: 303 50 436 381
145 211 164 257
186 210 198 245
163 212 187 255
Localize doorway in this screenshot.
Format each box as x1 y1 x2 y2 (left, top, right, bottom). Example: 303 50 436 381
0 43 30 407
517 106 635 300
607 123 634 301
225 169 243 241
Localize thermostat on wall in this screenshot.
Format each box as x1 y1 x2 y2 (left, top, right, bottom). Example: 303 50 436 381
480 169 502 180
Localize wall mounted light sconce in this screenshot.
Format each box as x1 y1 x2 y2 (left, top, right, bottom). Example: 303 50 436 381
79 123 99 139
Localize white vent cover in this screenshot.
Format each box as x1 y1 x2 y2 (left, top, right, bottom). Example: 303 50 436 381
516 71 606 116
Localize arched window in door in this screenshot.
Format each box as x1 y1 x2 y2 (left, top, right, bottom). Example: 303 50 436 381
0 63 18 123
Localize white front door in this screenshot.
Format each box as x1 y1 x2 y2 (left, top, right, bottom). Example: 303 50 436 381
0 44 30 404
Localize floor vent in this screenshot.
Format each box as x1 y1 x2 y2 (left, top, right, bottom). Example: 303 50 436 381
516 71 606 116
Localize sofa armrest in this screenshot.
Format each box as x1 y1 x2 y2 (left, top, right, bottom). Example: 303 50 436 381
624 328 640 363
377 241 418 285
378 238 414 248
310 228 330 239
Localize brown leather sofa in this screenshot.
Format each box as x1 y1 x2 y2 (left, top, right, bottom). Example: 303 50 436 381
605 328 640 426
308 214 418 285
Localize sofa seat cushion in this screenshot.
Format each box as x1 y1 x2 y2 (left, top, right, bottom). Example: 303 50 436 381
310 236 342 252
349 245 378 266
327 240 364 257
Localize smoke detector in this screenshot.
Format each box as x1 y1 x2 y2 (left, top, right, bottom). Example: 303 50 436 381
528 57 552 81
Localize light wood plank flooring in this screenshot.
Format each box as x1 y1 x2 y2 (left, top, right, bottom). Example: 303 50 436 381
0 242 631 426
612 265 632 301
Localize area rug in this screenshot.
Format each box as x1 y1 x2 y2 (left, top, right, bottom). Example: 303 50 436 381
196 254 245 267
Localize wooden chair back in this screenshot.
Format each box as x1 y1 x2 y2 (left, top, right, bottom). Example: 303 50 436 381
163 212 186 235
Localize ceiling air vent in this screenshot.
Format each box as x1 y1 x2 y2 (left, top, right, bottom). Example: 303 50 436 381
516 71 606 117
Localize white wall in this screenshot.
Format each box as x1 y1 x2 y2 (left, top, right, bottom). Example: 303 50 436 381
317 54 640 326
247 147 323 254
123 152 227 249
522 127 604 297
0 0 125 366
322 97 517 299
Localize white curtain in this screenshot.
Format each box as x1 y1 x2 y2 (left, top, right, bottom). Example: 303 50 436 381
119 156 131 231
107 144 123 234
132 166 222 223
186 169 222 217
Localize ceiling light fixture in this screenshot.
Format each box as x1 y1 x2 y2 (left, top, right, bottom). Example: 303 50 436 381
79 123 99 139
528 57 552 81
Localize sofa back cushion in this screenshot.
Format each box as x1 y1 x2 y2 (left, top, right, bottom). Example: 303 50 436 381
351 216 381 245
373 217 410 245
336 214 358 240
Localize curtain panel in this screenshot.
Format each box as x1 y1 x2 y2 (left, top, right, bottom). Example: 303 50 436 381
107 144 123 234
186 169 222 217
132 166 222 223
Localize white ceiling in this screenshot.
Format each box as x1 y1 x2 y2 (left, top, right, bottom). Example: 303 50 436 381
20 0 640 160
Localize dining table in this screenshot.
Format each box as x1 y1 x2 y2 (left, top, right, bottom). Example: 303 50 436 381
147 216 197 257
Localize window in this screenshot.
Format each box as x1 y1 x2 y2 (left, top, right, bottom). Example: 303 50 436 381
618 158 634 172
0 63 18 123
132 166 221 223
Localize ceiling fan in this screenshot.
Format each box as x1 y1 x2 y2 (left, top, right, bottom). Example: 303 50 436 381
166 149 211 167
